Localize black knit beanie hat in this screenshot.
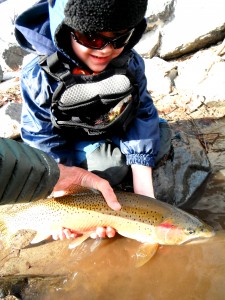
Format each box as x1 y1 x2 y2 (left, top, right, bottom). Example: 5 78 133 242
49 0 147 60
63 0 148 32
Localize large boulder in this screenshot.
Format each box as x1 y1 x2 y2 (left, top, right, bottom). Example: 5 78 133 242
136 0 225 59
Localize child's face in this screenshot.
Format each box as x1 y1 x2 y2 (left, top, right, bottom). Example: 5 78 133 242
71 30 129 73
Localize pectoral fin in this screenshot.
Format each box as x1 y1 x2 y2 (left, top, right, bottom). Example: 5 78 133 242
68 234 91 249
133 243 159 268
30 231 52 244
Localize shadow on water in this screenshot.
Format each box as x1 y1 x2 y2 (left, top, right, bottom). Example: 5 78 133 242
0 171 225 300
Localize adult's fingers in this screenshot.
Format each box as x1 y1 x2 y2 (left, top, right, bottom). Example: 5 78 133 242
54 165 121 210
96 179 121 210
79 167 121 211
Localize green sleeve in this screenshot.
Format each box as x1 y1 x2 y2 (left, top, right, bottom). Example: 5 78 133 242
0 138 60 204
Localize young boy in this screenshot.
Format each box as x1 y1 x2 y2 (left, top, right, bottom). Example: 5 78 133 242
15 0 171 239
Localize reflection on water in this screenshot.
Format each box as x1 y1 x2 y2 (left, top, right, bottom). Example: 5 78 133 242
1 171 225 300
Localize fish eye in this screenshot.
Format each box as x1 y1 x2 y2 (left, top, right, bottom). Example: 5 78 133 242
186 228 196 235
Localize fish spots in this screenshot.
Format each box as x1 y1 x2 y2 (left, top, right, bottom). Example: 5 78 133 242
118 206 164 225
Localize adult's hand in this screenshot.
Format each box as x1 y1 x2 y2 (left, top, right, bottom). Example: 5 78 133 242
52 164 121 211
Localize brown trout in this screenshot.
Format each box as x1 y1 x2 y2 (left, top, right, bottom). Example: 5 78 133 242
0 191 214 266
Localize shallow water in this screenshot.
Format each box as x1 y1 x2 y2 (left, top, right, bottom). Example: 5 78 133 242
31 233 225 300
1 171 225 300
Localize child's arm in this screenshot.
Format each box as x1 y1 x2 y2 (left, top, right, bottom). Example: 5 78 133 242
121 53 160 189
131 164 155 198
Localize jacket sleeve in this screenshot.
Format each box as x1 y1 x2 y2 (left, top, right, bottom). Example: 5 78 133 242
120 51 160 167
0 138 59 204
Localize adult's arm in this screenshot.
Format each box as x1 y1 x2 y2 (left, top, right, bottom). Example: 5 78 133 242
0 138 59 204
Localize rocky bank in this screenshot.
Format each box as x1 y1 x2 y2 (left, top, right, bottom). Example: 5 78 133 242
1 0 225 204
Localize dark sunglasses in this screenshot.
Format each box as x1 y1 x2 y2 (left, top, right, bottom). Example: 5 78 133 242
71 29 134 50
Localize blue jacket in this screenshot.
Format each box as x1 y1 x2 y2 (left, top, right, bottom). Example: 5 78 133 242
15 0 161 167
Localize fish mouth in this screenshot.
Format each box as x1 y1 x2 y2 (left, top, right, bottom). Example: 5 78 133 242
187 238 213 245
201 225 216 238
183 234 215 245
182 231 215 245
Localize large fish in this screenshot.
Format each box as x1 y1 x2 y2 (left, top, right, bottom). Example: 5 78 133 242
0 191 214 266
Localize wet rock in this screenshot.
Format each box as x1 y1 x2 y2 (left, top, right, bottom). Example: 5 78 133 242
0 276 26 299
0 275 65 300
153 130 211 207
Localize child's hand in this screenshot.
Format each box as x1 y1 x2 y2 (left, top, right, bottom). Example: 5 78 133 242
90 226 116 239
52 228 79 240
51 227 116 240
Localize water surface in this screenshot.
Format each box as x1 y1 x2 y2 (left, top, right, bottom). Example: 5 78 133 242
0 171 225 300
